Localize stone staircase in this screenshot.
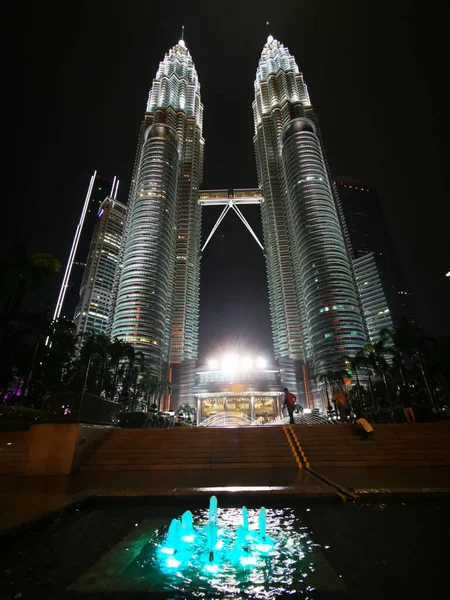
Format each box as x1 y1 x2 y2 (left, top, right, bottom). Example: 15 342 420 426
82 426 297 471
0 431 28 474
292 423 450 468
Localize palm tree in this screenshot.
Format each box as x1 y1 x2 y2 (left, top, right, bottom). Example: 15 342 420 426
157 379 172 412
344 355 364 405
364 339 391 404
317 371 334 412
393 318 436 409
176 402 196 424
79 332 111 395
24 317 77 401
129 351 146 411
108 338 133 401
355 349 376 407
139 370 160 411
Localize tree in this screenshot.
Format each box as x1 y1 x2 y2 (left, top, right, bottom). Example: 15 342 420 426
393 318 436 409
24 317 77 403
157 379 172 412
176 402 196 423
364 338 391 404
317 371 334 412
1 245 60 317
344 355 364 406
107 338 134 401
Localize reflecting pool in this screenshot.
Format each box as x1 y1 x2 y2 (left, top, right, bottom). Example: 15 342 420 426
71 497 344 597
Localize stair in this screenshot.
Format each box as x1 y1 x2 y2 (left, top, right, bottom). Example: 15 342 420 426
292 423 450 468
0 432 28 473
82 426 297 471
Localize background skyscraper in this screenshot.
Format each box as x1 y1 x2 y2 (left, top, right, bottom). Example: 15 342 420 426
74 197 126 337
111 39 204 400
336 177 415 326
53 172 118 323
253 36 366 402
353 252 393 343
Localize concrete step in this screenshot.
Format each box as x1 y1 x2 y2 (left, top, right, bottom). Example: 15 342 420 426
310 460 450 468
81 461 291 471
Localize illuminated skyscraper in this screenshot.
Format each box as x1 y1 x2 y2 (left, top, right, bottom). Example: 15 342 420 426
74 197 126 336
253 36 366 400
111 39 204 400
53 173 118 323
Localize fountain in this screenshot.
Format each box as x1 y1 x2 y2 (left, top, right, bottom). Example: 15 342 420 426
160 518 182 555
158 496 277 574
209 495 218 523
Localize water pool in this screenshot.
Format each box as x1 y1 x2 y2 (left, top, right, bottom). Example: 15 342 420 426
1 495 448 599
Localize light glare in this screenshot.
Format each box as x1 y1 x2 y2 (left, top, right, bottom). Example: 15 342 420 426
222 354 238 371
241 357 253 369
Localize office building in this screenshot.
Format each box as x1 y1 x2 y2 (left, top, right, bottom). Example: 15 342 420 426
53 173 118 323
74 197 126 336
353 252 393 343
336 177 415 326
111 38 204 401
193 355 282 424
253 36 366 401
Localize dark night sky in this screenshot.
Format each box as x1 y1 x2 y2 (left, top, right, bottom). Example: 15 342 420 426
6 0 450 358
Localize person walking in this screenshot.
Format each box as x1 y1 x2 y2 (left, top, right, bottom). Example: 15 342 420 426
332 389 348 422
398 385 416 423
283 387 296 425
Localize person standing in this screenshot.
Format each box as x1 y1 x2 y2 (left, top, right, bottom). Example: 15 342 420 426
332 389 348 422
283 387 296 425
398 385 416 423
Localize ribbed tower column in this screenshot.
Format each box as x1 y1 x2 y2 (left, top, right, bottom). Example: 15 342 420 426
282 118 366 374
112 124 180 375
253 36 366 402
111 39 204 393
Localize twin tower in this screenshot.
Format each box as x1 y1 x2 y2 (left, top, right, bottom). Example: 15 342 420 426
110 36 366 407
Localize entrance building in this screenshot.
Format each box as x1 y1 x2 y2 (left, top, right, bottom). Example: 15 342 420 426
193 357 283 424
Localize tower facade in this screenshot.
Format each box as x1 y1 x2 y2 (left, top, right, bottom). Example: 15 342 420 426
353 252 393 344
74 197 126 337
253 36 366 400
336 177 416 326
111 40 204 395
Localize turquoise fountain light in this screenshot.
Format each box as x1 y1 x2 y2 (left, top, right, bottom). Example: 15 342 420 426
113 498 330 597
158 496 277 576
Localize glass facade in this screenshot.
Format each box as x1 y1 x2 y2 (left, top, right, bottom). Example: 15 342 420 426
198 396 279 422
282 119 366 373
111 40 204 387
353 252 394 344
336 178 416 326
74 197 126 336
253 37 366 391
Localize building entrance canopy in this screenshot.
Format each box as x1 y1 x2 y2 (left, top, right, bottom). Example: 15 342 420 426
198 394 279 424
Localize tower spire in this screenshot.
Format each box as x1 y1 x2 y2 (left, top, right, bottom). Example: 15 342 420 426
181 24 184 41
265 21 273 44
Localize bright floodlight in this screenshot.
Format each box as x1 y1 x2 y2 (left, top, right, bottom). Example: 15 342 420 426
222 354 238 371
208 358 218 370
446 271 450 277
241 357 253 369
256 357 267 369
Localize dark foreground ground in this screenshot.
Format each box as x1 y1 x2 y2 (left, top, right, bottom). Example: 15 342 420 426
0 495 448 600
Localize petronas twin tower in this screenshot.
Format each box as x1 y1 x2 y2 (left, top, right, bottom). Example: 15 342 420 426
110 36 366 407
